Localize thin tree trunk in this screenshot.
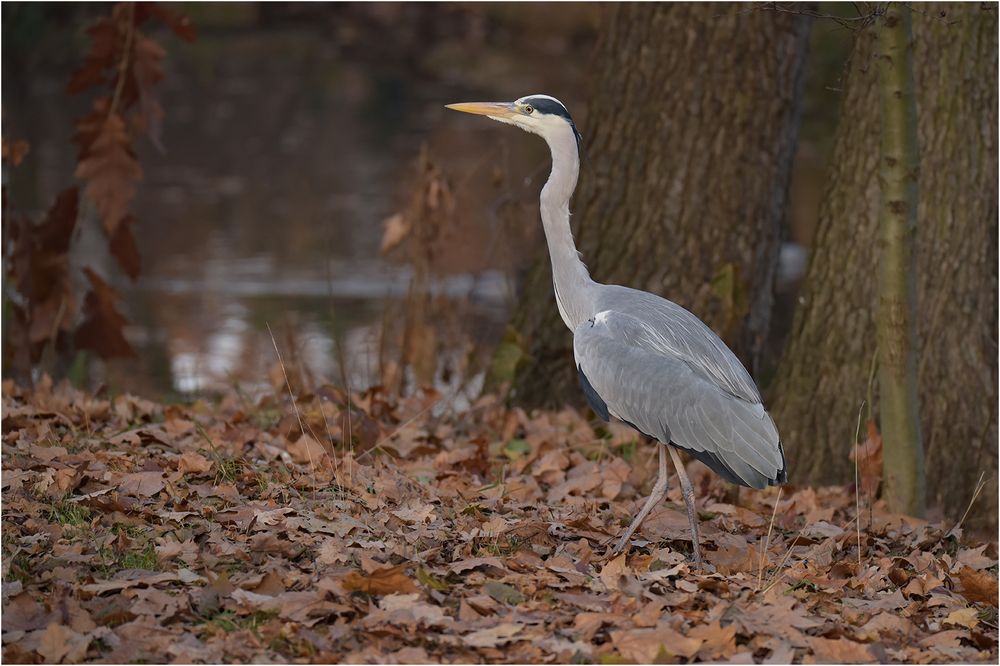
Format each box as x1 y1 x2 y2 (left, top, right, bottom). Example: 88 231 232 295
500 3 811 409
875 3 925 517
772 3 997 528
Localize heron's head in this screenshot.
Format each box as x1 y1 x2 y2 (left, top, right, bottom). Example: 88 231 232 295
446 94 582 147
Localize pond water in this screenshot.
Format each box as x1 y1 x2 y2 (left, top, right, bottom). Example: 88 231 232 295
4 4 598 399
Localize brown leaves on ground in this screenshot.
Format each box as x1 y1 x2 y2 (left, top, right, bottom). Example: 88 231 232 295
2 379 997 663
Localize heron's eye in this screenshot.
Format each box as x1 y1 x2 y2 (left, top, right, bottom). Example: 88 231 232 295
524 105 534 114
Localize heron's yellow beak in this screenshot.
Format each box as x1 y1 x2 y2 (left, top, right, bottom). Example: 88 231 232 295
445 102 518 118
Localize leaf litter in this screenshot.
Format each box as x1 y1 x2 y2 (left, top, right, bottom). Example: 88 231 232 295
1 378 997 663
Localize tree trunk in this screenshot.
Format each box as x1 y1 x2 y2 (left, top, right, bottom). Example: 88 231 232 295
501 3 812 409
875 3 925 517
771 3 997 528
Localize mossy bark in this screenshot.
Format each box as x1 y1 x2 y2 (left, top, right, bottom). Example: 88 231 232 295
874 3 925 517
501 3 811 409
772 3 997 527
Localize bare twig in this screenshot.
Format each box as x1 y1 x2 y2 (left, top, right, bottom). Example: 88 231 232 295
108 2 137 120
730 1 884 32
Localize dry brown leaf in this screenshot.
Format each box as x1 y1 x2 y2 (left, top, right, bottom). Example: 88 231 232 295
849 419 883 497
37 622 89 664
118 471 165 497
806 637 875 664
462 623 523 648
286 433 329 466
611 624 702 662
74 113 141 235
380 213 411 254
957 566 999 607
341 564 418 596
689 620 737 660
599 552 631 591
74 267 134 359
943 606 980 629
177 451 213 475
391 502 437 524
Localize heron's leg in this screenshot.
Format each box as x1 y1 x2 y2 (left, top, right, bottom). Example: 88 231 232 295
613 442 668 555
668 445 701 563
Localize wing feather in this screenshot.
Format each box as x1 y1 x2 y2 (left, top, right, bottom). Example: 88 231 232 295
574 308 785 489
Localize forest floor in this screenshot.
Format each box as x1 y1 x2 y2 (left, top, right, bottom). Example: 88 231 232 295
2 378 997 664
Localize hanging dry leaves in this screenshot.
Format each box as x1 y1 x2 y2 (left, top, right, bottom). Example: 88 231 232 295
74 112 141 237
7 2 196 378
74 268 135 358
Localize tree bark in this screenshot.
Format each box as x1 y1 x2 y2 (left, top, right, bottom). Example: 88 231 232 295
501 3 812 409
875 3 925 517
772 3 997 527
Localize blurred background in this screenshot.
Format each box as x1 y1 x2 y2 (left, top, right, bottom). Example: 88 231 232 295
2 2 848 400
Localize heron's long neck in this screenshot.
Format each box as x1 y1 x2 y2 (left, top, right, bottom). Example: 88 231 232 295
540 125 595 330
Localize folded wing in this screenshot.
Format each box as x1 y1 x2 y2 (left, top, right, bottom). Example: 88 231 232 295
573 309 785 489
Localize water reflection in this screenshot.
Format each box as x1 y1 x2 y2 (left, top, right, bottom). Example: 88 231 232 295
4 5 595 398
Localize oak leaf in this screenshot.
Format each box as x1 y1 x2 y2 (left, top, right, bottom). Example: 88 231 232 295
177 452 212 475
75 267 135 359
957 566 999 607
341 564 417 596
75 113 142 236
462 623 523 648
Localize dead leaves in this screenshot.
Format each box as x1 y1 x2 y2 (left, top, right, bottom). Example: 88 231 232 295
341 565 419 596
6 3 197 375
2 381 998 664
957 566 999 607
74 268 135 358
75 112 141 237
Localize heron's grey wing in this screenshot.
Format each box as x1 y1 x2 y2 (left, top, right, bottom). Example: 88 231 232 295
573 311 786 489
597 286 762 403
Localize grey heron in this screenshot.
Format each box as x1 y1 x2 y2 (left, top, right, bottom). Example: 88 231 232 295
446 95 786 562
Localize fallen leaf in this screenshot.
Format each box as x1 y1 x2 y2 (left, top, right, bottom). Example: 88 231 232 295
806 637 875 664
118 471 165 497
957 566 998 607
943 606 980 629
37 623 89 664
463 623 523 648
483 581 525 605
286 433 329 466
611 624 702 662
341 564 418 596
391 502 436 524
177 451 212 475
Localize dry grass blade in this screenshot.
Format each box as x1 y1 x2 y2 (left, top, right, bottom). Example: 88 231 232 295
853 400 865 566
760 527 805 596
947 470 987 538
266 321 313 471
757 486 782 591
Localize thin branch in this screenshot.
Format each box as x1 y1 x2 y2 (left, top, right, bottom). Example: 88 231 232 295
108 2 136 121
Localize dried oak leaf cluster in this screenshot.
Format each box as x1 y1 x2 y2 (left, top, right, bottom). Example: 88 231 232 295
1 379 997 663
3 3 194 366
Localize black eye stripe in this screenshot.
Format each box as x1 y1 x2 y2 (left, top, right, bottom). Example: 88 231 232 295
521 96 572 122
